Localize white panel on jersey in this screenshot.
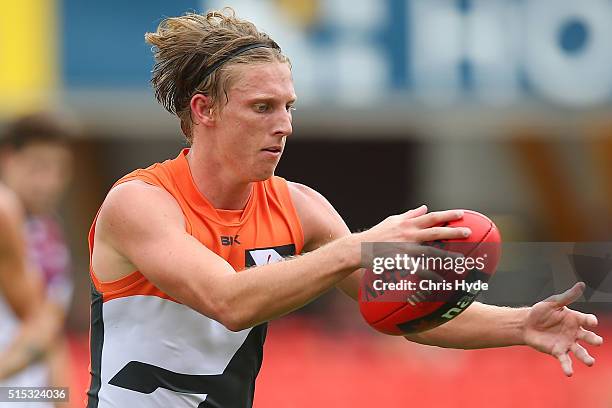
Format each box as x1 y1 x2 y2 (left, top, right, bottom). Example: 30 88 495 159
98 296 251 407
248 248 285 266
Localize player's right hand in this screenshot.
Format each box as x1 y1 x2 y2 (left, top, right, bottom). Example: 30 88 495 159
359 205 471 244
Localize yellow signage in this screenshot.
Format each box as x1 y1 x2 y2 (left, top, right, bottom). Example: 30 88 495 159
0 0 58 115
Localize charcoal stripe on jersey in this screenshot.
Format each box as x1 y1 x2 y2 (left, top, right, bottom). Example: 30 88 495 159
108 324 267 408
87 283 105 408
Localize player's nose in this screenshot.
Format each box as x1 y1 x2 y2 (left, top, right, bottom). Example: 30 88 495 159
273 110 293 137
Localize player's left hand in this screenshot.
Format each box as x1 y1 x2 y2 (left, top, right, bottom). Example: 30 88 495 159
523 282 603 376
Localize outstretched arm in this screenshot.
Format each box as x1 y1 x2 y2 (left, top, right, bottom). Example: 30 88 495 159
406 283 602 376
288 182 604 376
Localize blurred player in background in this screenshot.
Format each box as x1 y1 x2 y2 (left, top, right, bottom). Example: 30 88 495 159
0 111 75 407
87 9 603 407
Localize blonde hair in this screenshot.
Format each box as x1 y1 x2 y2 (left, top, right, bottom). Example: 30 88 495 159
145 8 290 143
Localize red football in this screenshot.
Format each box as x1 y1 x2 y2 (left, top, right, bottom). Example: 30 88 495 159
359 210 502 335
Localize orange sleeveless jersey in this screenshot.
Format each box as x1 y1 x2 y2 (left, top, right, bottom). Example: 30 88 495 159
87 148 304 408
88 148 304 300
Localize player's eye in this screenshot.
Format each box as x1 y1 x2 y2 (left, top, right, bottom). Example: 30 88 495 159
286 104 296 113
253 103 269 113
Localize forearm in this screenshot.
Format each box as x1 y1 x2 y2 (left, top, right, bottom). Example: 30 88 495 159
210 235 359 330
0 303 63 380
405 302 529 349
0 338 45 380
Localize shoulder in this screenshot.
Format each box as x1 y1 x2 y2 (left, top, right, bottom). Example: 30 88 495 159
286 181 330 220
96 180 185 246
102 179 178 211
92 180 187 280
286 181 323 205
286 181 350 251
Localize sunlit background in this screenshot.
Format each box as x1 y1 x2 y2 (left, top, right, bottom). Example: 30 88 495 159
1 0 612 407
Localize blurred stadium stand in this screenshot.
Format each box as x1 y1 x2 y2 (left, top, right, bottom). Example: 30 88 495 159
2 1 612 407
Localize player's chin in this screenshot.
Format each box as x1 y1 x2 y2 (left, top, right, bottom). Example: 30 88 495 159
251 164 278 182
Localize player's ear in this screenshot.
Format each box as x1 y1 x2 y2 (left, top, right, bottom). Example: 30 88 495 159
190 93 215 127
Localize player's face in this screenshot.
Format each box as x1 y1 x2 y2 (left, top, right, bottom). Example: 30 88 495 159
1 142 73 215
214 62 296 182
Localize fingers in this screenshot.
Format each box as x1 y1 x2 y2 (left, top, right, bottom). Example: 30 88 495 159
414 227 471 242
570 343 595 367
547 282 585 308
398 208 471 242
577 328 604 346
557 340 598 376
575 311 598 328
403 205 428 219
555 326 601 377
411 209 465 228
557 352 573 377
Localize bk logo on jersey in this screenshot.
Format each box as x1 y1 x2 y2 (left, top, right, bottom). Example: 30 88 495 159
220 234 241 246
